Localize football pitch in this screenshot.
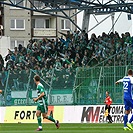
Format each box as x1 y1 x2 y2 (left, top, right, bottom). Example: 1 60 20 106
0 123 131 133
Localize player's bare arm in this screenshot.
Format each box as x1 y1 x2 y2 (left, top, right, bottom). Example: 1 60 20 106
115 81 119 84
115 78 123 84
33 92 45 102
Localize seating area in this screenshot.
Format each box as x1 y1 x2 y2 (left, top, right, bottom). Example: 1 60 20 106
0 31 132 105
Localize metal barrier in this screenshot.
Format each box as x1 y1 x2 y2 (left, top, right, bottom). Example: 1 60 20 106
1 67 76 106
73 66 129 105
0 45 133 106
0 65 130 106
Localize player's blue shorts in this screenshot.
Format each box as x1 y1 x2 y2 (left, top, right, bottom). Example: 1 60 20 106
124 99 133 110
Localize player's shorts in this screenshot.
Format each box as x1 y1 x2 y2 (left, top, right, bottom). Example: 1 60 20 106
124 99 133 110
37 103 48 113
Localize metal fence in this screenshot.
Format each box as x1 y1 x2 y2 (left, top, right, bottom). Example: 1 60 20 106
0 65 131 106
0 67 76 106
73 66 130 105
0 45 133 106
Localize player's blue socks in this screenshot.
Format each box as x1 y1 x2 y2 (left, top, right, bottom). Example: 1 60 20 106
124 114 128 127
129 114 133 123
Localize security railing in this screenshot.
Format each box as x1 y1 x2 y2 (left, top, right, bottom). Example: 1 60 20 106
0 44 133 106
0 67 76 106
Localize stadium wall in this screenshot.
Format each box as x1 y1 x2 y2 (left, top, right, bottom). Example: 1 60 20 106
0 105 127 123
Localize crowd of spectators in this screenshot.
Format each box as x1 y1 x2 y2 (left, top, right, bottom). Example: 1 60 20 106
0 30 133 93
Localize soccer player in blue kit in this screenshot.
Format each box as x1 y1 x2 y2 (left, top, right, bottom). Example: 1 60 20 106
116 69 133 130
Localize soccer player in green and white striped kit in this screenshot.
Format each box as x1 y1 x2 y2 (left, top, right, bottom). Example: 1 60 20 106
33 75 60 131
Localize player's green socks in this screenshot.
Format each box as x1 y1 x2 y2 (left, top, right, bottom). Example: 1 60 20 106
47 115 55 122
37 116 42 127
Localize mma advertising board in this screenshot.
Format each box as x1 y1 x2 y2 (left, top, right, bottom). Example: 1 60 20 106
63 105 125 123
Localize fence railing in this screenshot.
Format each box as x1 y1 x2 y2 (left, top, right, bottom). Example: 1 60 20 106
0 44 133 106
0 65 131 106
0 67 76 106
73 66 129 105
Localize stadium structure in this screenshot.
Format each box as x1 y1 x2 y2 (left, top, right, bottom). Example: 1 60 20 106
0 1 133 130
0 0 132 106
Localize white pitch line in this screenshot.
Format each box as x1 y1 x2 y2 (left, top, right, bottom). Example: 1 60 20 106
0 126 122 128
0 130 117 133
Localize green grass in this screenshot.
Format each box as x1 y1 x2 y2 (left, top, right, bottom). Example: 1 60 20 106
0 123 131 133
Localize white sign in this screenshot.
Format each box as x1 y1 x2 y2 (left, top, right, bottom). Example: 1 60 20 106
63 105 127 123
34 29 56 36
11 91 27 98
50 94 73 105
0 107 6 123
